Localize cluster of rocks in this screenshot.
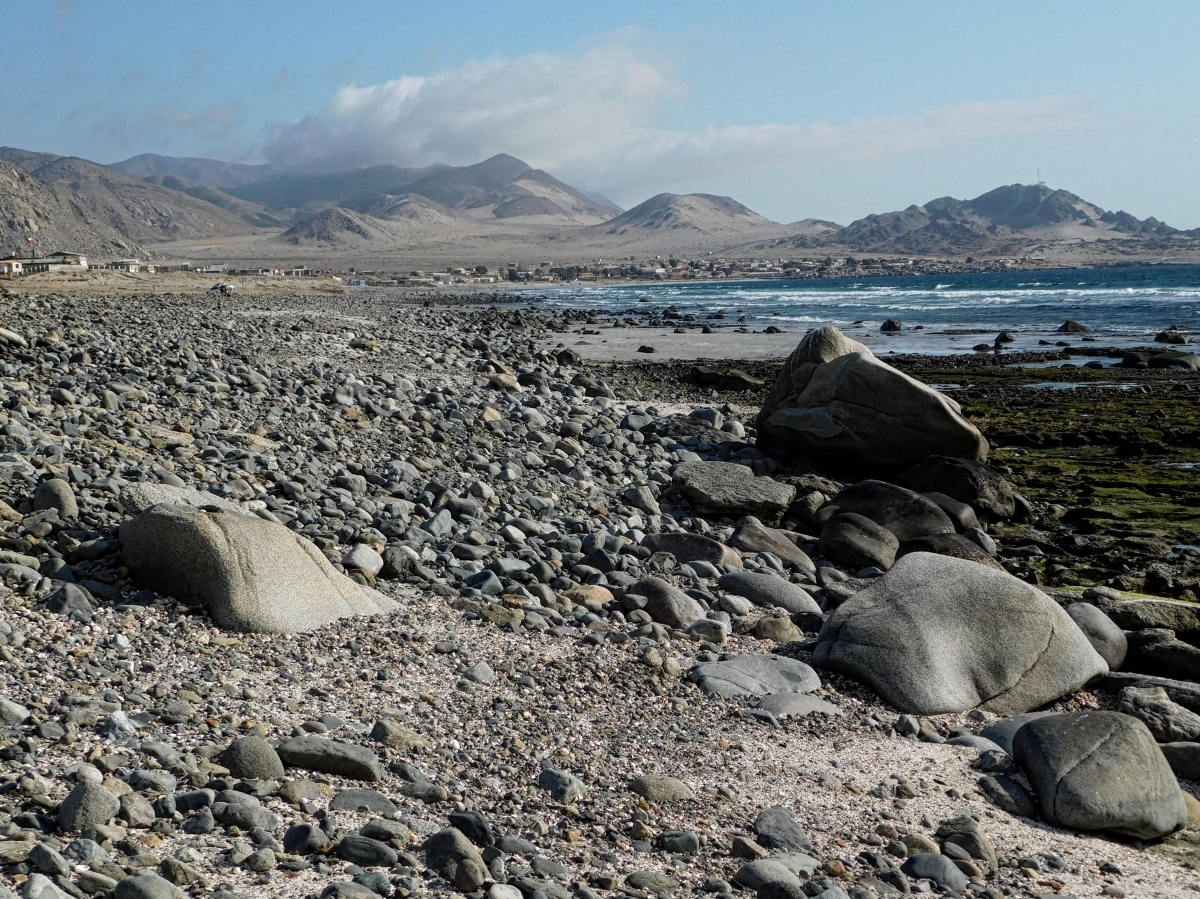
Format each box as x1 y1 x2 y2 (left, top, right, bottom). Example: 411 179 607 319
0 298 1196 898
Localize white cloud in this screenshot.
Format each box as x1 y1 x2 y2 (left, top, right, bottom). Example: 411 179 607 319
264 39 674 172
263 38 1097 204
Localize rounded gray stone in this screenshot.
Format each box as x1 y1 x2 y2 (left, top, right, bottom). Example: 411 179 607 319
220 735 285 780
58 782 120 833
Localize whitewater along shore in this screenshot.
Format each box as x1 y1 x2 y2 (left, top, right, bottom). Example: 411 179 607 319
1 290 1200 898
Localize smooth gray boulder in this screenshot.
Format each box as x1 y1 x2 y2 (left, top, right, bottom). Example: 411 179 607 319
630 577 705 628
903 455 1015 520
1013 711 1187 839
756 326 987 475
640 532 742 569
812 553 1107 715
33 478 77 520
425 827 488 892
818 513 898 571
717 571 821 616
0 696 29 726
922 491 981 532
120 503 397 633
629 774 695 802
671 461 795 521
814 480 954 543
757 693 843 719
1065 603 1127 670
220 735 285 780
687 654 820 698
753 807 814 852
1117 686 1200 743
728 524 814 570
275 736 384 782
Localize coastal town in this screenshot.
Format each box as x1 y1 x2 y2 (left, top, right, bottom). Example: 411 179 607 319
0 249 1090 288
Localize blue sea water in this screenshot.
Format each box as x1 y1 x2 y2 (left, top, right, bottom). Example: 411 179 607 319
536 264 1200 355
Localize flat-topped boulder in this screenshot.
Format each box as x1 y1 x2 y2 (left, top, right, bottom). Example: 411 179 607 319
120 503 398 633
756 326 987 475
812 553 1107 714
671 461 795 521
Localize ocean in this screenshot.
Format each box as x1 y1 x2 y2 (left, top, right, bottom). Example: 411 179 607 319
535 264 1200 356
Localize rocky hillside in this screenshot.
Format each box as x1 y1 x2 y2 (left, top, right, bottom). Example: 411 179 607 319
0 149 264 257
142 174 286 229
110 153 273 189
774 183 1197 255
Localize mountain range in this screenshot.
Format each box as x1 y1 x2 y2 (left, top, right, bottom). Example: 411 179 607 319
2 144 1198 264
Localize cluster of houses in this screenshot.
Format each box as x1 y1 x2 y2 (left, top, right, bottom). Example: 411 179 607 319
0 251 89 277
0 253 340 280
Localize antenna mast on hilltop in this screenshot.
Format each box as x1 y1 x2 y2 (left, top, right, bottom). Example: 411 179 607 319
1037 168 1045 187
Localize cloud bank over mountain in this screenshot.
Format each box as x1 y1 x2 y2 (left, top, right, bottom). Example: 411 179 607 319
263 37 1096 208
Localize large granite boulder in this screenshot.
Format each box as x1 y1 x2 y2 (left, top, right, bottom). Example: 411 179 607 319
756 327 987 475
120 503 398 633
903 455 1015 521
1013 711 1187 839
671 461 795 521
811 553 1107 714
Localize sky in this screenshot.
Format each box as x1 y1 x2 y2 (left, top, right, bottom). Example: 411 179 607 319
6 0 1200 226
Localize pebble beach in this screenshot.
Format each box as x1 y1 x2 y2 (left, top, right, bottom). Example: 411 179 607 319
0 286 1199 899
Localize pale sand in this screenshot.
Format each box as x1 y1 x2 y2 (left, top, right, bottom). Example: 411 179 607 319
543 328 803 362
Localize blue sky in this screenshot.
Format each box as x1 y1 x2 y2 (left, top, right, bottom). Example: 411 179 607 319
7 0 1200 226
